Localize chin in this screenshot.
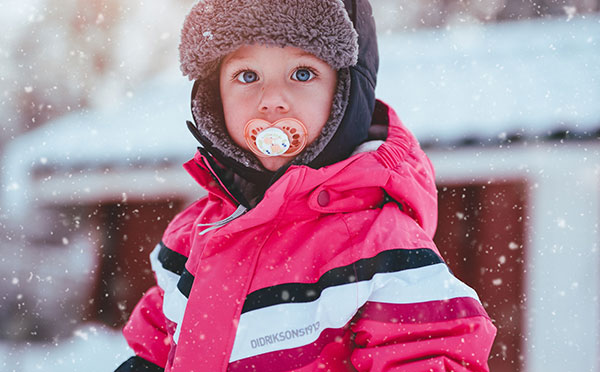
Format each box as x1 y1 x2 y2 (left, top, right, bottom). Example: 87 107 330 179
260 157 290 172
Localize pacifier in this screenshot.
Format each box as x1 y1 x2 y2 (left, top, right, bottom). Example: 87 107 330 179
244 118 308 157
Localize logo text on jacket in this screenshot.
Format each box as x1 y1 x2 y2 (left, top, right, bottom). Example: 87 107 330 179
250 321 321 349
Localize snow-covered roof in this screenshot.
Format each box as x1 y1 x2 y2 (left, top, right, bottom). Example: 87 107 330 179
17 73 197 170
376 15 600 146
1 70 198 218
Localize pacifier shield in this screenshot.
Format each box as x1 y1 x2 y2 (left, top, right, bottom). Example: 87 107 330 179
244 118 308 158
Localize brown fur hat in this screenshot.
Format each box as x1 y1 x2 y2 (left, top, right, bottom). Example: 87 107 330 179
180 0 358 80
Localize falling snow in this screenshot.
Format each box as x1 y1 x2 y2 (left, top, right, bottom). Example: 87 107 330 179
0 1 599 372
203 30 214 40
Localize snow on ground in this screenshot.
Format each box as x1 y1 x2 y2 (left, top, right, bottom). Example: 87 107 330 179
0 323 132 372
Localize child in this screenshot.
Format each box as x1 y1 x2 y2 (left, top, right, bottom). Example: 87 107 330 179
116 0 496 371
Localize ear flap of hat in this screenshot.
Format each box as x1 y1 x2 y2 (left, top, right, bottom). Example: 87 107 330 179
305 0 379 169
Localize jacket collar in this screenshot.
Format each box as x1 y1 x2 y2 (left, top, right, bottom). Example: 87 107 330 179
184 100 438 239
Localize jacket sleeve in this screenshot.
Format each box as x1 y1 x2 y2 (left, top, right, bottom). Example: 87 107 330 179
116 285 173 371
350 263 496 372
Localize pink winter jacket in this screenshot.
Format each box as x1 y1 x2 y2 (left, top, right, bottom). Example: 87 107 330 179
120 102 496 372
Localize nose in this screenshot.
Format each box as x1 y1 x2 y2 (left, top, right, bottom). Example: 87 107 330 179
257 81 289 115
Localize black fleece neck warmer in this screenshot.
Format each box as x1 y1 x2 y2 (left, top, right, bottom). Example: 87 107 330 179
181 0 379 197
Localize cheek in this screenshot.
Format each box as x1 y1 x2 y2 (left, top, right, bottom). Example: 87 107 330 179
220 72 243 146
306 82 337 143
220 92 250 148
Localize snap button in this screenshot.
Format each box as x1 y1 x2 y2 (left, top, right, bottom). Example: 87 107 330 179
317 190 330 207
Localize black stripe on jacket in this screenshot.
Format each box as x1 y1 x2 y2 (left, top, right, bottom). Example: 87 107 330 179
177 268 195 298
156 241 194 299
162 247 444 308
157 241 188 276
115 356 163 372
241 248 443 313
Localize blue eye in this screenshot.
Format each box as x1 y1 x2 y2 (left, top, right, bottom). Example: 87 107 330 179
292 68 314 82
237 71 258 83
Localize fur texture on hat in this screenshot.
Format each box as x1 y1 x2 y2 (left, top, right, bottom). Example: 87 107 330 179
180 0 358 81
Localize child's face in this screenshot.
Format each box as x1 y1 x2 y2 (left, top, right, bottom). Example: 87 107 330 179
220 44 337 171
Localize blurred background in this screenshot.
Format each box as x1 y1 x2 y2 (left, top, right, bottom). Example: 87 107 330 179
0 0 599 371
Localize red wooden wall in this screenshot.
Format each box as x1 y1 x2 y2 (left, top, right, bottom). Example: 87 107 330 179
435 181 527 372
88 199 184 327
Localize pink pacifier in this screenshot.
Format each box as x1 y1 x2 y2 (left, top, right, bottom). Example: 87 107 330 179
244 118 308 157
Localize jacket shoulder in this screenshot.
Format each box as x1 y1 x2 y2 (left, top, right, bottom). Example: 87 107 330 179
371 101 438 238
161 197 208 258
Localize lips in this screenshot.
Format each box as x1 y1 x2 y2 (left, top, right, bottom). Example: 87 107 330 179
244 118 308 157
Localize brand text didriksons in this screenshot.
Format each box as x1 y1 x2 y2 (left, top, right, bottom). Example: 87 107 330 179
250 322 320 349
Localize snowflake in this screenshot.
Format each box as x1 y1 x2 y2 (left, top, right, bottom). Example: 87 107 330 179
563 6 576 21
